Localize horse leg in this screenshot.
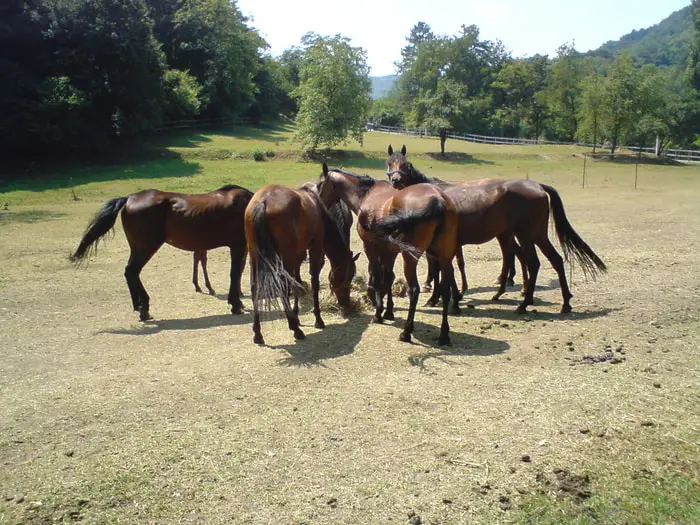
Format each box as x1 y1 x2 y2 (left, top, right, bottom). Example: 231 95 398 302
422 259 434 293
228 245 245 314
492 234 512 301
512 241 528 296
250 259 264 345
425 260 441 307
438 259 454 346
284 263 305 340
193 251 203 293
398 253 420 343
516 239 540 314
456 247 468 297
536 237 573 314
200 251 215 295
370 256 385 324
382 258 396 321
124 245 161 321
309 246 325 329
366 261 377 307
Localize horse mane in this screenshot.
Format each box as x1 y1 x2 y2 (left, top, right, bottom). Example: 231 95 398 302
216 184 253 196
328 200 353 247
298 185 352 257
405 161 434 184
328 167 377 188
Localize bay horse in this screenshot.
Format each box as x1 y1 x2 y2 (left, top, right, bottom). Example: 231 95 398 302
317 163 459 345
387 144 524 299
193 250 215 295
244 183 359 345
70 185 252 321
385 146 607 314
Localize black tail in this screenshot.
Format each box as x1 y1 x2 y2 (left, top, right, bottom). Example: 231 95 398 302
249 200 302 313
365 197 446 256
541 184 607 279
70 196 128 264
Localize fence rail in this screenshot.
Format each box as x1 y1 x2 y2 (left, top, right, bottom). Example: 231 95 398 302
367 123 700 162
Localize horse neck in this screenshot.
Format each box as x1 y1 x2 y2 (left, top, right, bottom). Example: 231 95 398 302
333 176 366 213
408 163 432 185
321 210 352 269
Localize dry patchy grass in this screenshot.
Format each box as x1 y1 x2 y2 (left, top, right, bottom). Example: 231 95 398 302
1 136 699 524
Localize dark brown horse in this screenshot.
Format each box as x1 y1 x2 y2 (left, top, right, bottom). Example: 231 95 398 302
192 250 215 295
70 185 253 320
245 183 359 345
387 145 524 299
385 147 607 314
317 163 459 345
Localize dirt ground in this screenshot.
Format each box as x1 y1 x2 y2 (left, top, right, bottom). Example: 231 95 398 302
1 169 699 523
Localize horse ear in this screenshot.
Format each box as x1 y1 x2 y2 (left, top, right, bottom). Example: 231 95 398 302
352 252 361 262
388 145 393 155
322 162 329 178
401 144 407 156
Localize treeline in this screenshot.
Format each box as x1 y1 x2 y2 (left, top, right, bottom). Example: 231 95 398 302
371 10 700 154
0 0 302 157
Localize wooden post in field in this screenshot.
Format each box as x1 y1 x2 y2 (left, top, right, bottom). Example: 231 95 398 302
582 154 587 189
635 148 641 189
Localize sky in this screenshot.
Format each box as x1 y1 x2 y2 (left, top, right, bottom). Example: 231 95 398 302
236 0 691 76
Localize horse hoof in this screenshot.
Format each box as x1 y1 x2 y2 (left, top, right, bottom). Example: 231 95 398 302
516 305 527 315
399 332 411 343
294 330 306 340
208 289 216 296
383 311 395 321
561 304 572 314
491 293 502 301
139 312 153 322
231 305 244 315
438 335 451 346
372 315 384 324
315 320 325 329
507 279 516 287
195 286 203 293
253 334 265 345
451 306 461 315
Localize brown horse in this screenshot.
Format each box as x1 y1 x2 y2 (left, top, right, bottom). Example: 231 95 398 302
385 147 607 314
387 145 524 299
317 163 459 345
70 185 252 321
245 183 359 345
192 250 215 295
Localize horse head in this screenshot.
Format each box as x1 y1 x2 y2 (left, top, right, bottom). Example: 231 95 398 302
385 144 412 189
329 251 361 309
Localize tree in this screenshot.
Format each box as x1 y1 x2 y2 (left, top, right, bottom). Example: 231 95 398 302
576 63 606 151
546 43 584 141
413 79 466 154
293 33 371 152
688 0 700 90
601 52 640 153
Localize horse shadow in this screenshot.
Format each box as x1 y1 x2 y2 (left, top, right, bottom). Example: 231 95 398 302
99 312 250 336
270 312 373 368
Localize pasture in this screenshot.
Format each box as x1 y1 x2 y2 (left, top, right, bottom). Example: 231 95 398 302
1 127 699 524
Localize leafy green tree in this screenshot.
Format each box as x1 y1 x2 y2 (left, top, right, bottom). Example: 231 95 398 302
601 52 640 153
368 90 404 127
546 43 584 141
162 69 202 118
293 33 371 152
409 79 466 153
688 0 700 90
576 64 606 151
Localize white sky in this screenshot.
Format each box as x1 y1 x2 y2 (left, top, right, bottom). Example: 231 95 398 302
237 0 691 76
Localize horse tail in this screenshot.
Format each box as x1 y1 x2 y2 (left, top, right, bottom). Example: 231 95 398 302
70 196 128 264
540 184 607 279
365 197 446 256
249 200 301 313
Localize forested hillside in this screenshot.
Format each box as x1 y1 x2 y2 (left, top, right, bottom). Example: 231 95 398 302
590 5 692 67
370 75 398 99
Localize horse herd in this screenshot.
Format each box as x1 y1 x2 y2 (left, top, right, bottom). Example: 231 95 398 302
71 145 607 345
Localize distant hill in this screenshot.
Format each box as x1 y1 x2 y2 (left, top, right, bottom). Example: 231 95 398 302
588 5 693 67
370 75 398 99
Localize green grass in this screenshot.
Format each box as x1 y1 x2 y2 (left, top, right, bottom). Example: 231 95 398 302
516 471 700 524
2 123 698 208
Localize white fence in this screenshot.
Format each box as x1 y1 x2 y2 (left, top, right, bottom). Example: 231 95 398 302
367 123 700 162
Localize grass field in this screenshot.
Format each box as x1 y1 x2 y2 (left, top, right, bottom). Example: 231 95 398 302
1 126 699 524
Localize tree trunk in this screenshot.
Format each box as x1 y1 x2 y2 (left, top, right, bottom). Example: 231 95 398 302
610 134 617 155
440 129 446 154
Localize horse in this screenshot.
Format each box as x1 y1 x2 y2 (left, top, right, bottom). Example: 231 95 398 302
192 250 215 295
387 144 524 300
317 163 459 345
385 146 607 314
70 185 253 321
244 183 359 345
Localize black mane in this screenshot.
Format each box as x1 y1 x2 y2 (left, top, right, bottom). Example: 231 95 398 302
216 184 253 196
328 167 378 188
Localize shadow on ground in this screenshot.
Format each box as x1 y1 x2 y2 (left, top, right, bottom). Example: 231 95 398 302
424 151 495 165
0 210 67 224
98 313 250 336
